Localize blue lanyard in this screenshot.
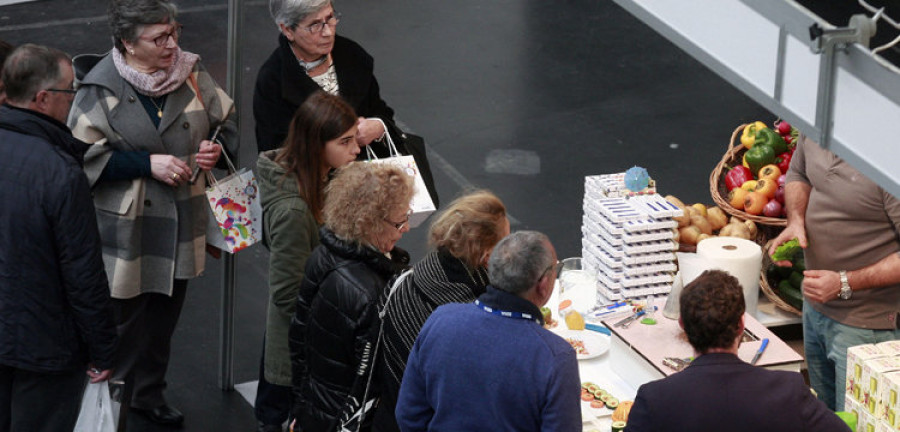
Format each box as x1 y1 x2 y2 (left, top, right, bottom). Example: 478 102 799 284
475 300 541 325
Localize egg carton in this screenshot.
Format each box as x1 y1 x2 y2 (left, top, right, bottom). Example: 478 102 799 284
596 280 624 301
621 217 678 233
583 226 623 247
582 215 618 241
583 203 625 235
619 283 673 298
629 195 684 219
583 236 623 258
597 270 674 288
594 198 646 223
621 251 676 266
622 240 678 255
595 259 677 279
622 228 676 244
582 245 622 269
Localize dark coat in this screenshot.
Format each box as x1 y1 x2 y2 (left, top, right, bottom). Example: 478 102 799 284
0 105 117 373
289 227 409 431
253 34 399 153
627 353 852 432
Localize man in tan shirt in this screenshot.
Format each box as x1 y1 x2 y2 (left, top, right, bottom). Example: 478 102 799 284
770 135 900 411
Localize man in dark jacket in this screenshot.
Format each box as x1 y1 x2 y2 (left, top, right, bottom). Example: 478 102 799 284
0 44 117 432
626 270 850 432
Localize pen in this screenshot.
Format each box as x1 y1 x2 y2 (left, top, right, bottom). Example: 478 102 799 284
751 338 769 365
190 125 222 184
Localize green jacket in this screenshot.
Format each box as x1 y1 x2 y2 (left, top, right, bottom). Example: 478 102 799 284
257 150 320 385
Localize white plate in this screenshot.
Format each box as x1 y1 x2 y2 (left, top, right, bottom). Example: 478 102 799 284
554 329 610 360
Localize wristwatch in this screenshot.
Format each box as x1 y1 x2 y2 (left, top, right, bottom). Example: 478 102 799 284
839 270 852 300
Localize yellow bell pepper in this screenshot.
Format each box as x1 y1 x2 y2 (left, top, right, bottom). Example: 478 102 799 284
740 121 768 149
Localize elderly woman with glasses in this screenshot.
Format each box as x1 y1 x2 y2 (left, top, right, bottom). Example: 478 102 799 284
288 162 413 432
67 0 236 426
375 190 509 432
254 0 400 155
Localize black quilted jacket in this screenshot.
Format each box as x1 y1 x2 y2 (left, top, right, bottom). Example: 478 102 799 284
0 105 116 373
289 227 409 431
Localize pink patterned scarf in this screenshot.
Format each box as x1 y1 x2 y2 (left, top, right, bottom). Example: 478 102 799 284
112 47 199 97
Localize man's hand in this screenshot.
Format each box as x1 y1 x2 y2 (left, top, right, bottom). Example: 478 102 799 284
86 365 113 383
768 223 808 267
802 270 841 303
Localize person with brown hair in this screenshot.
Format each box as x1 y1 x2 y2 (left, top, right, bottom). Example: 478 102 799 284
254 90 360 432
289 162 414 431
375 190 509 432
626 270 850 432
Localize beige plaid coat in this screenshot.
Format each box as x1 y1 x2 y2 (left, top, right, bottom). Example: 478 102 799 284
68 53 236 299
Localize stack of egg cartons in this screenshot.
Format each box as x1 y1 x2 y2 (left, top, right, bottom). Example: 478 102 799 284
581 173 682 301
844 341 900 431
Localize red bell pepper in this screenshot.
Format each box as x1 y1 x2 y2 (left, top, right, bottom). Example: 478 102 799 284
776 151 792 174
725 165 753 191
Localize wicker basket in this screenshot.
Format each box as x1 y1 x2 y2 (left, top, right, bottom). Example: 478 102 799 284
710 124 788 227
759 240 802 316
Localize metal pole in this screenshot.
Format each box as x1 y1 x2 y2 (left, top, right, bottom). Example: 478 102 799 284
219 0 242 391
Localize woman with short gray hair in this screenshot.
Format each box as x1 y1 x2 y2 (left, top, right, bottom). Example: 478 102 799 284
68 0 236 426
254 0 400 155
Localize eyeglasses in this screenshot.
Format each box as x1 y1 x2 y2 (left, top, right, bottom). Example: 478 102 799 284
46 88 77 95
301 12 340 34
142 24 183 47
384 210 412 231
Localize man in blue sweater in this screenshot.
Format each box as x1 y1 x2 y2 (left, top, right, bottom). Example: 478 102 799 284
396 231 581 431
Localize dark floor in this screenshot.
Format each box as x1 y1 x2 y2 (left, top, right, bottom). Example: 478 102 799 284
0 0 792 430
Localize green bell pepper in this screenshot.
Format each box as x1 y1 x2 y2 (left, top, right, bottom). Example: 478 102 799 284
744 143 776 176
755 127 788 154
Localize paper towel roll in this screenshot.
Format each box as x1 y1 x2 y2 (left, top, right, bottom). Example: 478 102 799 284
679 237 763 315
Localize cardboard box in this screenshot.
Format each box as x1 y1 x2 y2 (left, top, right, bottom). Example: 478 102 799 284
862 357 900 415
877 341 900 358
848 345 888 403
882 371 900 428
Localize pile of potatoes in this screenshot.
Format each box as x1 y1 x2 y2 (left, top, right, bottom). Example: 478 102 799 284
665 195 758 245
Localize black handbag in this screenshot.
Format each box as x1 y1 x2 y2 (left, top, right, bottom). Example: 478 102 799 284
398 132 440 208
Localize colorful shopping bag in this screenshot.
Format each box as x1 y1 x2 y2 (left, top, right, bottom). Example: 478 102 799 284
205 151 263 252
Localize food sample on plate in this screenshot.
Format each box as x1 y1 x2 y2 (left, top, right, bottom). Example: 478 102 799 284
566 337 589 356
579 382 624 410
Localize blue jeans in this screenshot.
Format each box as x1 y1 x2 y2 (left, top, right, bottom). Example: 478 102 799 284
803 301 900 411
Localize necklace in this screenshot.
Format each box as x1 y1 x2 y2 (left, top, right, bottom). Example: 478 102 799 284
298 54 328 74
458 257 487 287
148 96 165 119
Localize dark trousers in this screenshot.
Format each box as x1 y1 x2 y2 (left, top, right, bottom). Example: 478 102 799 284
112 279 188 410
0 364 85 432
254 340 292 426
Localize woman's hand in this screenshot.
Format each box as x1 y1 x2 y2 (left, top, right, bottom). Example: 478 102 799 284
355 117 387 147
196 140 222 171
151 154 191 187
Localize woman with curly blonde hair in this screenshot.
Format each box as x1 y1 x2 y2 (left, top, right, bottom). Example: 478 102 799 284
288 162 414 431
374 190 509 432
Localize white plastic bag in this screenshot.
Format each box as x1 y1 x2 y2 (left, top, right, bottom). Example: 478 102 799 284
73 381 117 432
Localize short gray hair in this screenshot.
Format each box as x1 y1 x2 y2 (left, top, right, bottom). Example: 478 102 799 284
488 231 554 295
2 44 70 104
108 0 178 53
270 0 331 28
